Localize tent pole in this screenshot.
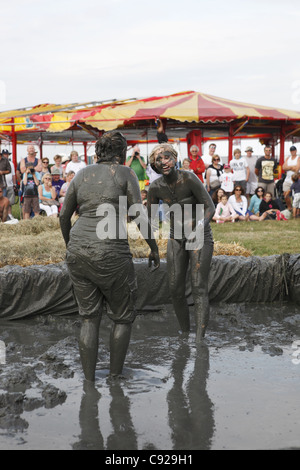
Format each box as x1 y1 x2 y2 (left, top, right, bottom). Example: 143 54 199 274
11 119 17 170
279 123 286 166
228 124 233 162
83 142 87 164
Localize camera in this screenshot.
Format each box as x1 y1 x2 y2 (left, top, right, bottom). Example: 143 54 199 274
30 168 35 174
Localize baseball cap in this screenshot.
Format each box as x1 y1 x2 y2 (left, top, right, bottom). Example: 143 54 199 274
290 145 297 151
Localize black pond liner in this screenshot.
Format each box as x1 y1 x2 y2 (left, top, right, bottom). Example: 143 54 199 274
0 254 299 320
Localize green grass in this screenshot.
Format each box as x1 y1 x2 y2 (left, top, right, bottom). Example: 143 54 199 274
211 219 300 256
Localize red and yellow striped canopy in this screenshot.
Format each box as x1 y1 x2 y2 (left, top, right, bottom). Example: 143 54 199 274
1 90 300 135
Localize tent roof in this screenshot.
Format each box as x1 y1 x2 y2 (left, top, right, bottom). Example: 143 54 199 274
1 91 300 144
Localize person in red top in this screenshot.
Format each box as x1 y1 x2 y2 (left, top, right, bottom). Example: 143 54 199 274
188 145 206 183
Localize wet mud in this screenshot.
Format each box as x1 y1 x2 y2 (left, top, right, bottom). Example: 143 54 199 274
0 302 299 450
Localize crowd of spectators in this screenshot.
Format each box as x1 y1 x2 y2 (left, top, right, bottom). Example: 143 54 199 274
1 137 300 225
0 145 87 223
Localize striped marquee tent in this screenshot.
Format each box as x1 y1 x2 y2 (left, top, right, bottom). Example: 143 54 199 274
1 90 300 168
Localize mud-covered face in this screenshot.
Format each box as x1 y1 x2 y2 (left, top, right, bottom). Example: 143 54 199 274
155 151 177 175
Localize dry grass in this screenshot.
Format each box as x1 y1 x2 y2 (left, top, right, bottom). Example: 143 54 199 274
0 217 252 268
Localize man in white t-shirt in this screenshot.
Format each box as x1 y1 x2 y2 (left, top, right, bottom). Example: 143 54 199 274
202 142 217 168
65 150 86 174
244 146 258 201
230 148 249 193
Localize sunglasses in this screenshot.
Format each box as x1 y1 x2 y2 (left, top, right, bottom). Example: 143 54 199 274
213 158 220 161
42 161 49 164
235 188 242 191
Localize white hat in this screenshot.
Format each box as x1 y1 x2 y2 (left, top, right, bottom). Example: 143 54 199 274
245 146 253 152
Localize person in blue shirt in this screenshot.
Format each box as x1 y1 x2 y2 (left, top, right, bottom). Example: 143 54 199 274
248 186 265 215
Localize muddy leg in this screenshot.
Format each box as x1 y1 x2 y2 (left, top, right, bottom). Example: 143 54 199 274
110 323 132 376
79 315 101 382
167 239 190 332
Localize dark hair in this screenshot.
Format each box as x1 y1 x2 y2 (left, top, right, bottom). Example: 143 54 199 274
255 186 265 196
95 131 127 164
232 186 245 195
211 187 225 204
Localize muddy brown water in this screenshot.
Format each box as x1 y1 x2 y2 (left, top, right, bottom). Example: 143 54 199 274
0 302 299 450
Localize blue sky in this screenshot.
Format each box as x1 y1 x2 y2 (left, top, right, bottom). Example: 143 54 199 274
1 0 300 112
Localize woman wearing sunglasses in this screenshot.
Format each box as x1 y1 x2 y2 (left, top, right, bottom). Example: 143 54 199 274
228 186 260 221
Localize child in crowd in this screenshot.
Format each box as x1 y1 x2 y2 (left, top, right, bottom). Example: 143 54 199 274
290 173 300 218
220 164 235 195
230 148 249 193
181 158 193 172
214 194 239 223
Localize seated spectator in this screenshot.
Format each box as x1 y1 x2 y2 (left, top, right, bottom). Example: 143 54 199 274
65 150 86 175
220 164 235 196
213 194 239 223
51 168 65 198
259 192 287 221
290 172 300 218
181 158 193 172
40 158 51 178
211 188 226 207
228 186 260 221
206 154 223 195
22 164 40 219
248 186 265 215
51 155 64 177
38 173 59 217
59 171 75 205
230 148 249 193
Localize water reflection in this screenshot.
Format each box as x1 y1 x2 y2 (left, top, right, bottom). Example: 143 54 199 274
73 339 214 450
167 341 214 450
72 378 137 450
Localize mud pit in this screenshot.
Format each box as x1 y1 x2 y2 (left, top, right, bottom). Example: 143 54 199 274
0 301 299 450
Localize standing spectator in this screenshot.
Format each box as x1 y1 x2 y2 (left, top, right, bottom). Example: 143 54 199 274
125 145 147 190
202 143 217 169
38 173 59 217
20 145 42 176
290 173 300 218
228 186 260 221
40 158 51 178
0 149 11 197
206 154 223 195
61 155 70 179
282 146 300 211
0 187 10 222
51 168 65 198
22 164 40 219
244 146 258 201
188 145 206 182
59 171 75 206
220 163 235 195
181 158 193 172
230 148 249 193
248 186 265 216
2 150 17 219
255 145 278 197
51 155 64 177
65 150 86 175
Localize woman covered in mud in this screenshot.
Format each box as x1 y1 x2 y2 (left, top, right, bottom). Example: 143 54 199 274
147 143 215 341
60 131 159 381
